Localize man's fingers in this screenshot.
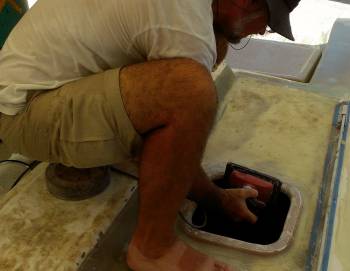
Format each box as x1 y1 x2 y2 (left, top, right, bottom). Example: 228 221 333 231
240 205 258 224
222 188 261 224
235 188 259 199
253 199 266 209
229 204 258 224
236 188 259 223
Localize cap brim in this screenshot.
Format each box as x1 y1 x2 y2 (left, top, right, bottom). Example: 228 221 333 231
266 0 295 41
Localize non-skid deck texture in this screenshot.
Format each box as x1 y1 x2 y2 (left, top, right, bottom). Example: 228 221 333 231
178 68 338 271
0 163 137 271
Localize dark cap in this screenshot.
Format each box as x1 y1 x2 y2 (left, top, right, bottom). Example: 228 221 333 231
266 0 300 40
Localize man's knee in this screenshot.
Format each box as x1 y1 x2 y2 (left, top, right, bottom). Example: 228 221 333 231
120 58 217 134
171 59 217 117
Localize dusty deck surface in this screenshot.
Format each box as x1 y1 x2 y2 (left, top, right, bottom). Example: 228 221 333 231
178 69 337 271
0 163 137 271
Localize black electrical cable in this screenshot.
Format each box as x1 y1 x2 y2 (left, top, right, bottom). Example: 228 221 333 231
0 159 32 167
9 166 33 189
229 35 252 50
178 208 207 229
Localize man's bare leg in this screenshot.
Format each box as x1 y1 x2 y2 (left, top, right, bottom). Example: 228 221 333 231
120 59 234 271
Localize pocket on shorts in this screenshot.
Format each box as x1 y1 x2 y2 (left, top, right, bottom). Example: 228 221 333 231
57 90 116 143
0 93 52 162
49 81 131 168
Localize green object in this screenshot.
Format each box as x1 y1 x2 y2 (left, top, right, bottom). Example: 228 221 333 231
0 0 28 48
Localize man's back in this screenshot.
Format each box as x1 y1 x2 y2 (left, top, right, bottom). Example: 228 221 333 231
0 0 216 115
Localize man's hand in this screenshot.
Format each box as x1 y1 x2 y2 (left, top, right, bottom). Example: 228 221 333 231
188 168 265 225
218 188 261 224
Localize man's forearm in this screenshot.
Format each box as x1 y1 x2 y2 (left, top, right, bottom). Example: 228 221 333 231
187 167 223 211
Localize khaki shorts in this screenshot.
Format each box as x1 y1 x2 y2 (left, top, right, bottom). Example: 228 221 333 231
0 69 143 168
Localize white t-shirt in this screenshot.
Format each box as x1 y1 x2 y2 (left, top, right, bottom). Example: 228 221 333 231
0 0 217 115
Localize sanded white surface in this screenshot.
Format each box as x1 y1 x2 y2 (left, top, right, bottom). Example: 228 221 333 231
178 67 337 271
0 163 137 271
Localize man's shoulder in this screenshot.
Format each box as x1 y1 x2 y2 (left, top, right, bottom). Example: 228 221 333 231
130 0 213 25
125 0 216 71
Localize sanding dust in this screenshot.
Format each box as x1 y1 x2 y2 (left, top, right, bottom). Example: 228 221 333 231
180 71 337 271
